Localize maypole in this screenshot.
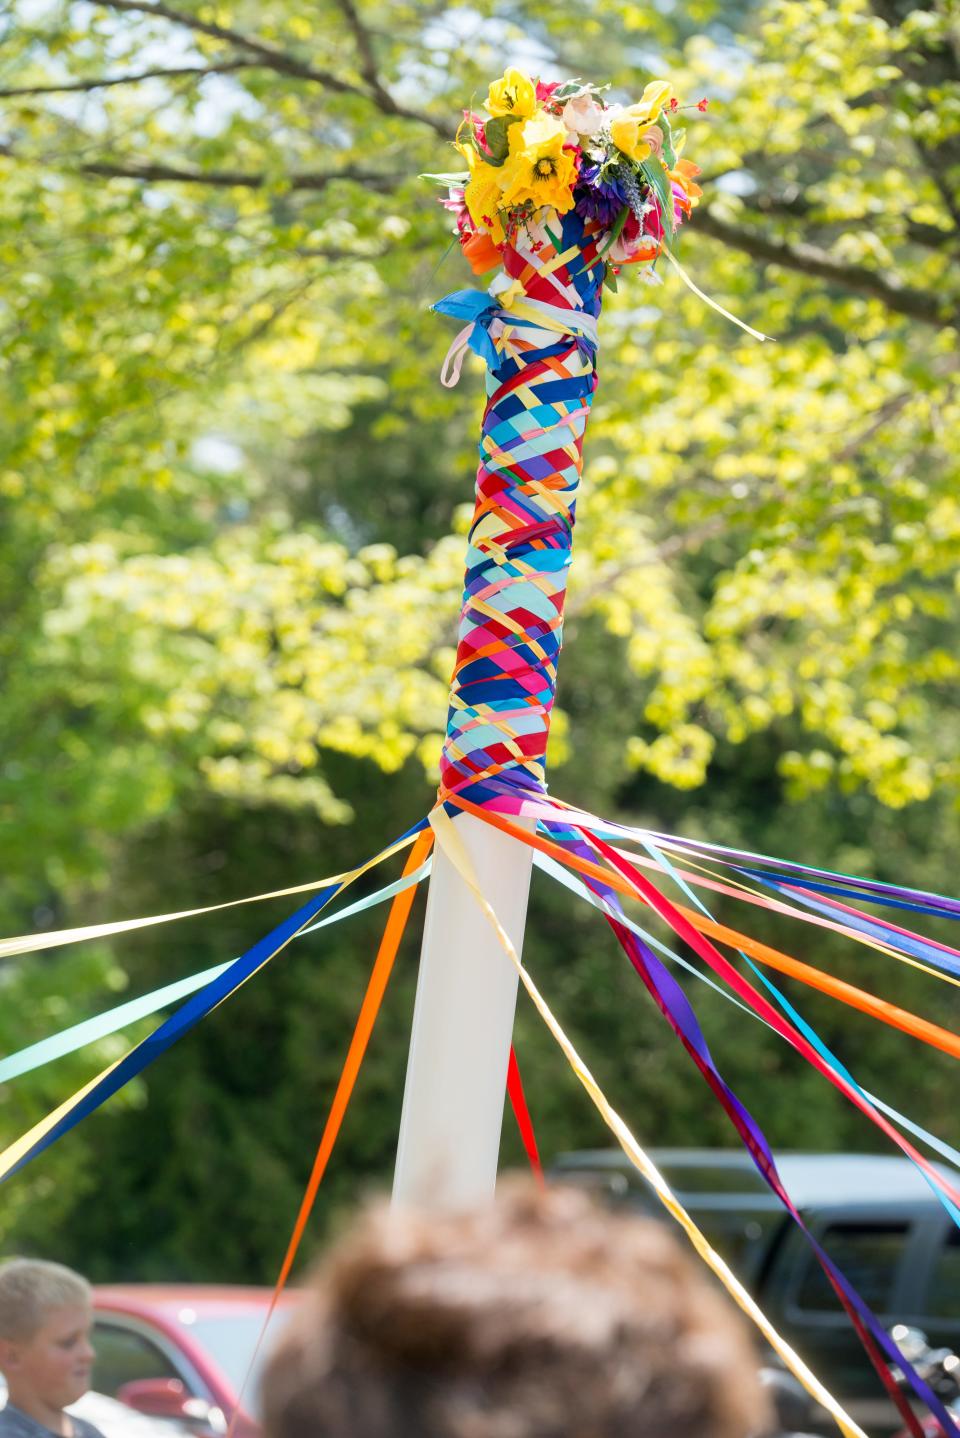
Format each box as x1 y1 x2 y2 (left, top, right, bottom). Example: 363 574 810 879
393 69 673 1208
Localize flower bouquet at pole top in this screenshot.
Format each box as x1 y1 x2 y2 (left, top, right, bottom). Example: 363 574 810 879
440 67 706 287
426 68 713 805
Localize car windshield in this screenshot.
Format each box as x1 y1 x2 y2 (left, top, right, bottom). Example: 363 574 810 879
179 1312 291 1418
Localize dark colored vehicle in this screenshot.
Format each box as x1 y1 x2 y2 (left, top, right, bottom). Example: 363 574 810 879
92 1287 299 1438
550 1149 960 1434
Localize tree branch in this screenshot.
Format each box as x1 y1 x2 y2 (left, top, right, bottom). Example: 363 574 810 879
570 517 733 612
218 275 318 357
0 143 401 191
333 0 427 128
867 0 960 233
92 0 448 136
694 207 956 329
333 0 384 96
0 60 251 97
915 136 960 236
834 388 916 463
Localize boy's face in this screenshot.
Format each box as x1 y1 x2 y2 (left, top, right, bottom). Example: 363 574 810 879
1 1303 96 1409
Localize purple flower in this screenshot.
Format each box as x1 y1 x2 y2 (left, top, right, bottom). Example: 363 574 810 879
574 163 627 228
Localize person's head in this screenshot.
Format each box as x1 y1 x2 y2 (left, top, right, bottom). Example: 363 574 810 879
262 1179 766 1438
0 1259 95 1412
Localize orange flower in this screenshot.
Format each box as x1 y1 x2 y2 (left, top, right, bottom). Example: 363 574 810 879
621 242 661 265
461 228 503 274
669 158 703 204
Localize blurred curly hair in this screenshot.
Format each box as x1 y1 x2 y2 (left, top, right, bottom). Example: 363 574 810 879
261 1179 766 1438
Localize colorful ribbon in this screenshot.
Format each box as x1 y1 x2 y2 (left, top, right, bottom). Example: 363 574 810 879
0 822 427 1184
430 806 868 1438
443 791 960 1435
225 829 434 1438
0 859 433 1085
533 848 960 1170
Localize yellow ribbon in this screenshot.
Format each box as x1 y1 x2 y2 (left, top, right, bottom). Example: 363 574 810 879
497 278 527 310
662 246 773 342
640 836 960 988
0 864 397 963
491 275 599 351
429 805 867 1438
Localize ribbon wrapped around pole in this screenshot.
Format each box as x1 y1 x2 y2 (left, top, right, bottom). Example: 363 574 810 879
435 208 605 805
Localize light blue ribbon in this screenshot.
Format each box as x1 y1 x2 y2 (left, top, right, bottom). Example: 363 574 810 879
633 834 960 1229
432 288 502 371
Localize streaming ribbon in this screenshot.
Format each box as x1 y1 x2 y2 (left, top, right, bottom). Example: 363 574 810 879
0 821 428 1184
437 804 958 1438
431 806 868 1438
0 859 433 1085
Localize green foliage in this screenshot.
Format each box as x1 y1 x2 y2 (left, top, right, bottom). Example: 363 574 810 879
0 0 959 1276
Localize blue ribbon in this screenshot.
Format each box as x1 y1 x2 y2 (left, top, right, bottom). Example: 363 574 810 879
432 288 502 371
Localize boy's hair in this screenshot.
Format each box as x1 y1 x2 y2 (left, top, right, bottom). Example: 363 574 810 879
261 1180 766 1438
0 1259 91 1342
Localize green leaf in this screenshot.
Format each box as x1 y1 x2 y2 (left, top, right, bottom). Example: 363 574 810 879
660 114 677 169
483 114 522 164
598 204 630 257
421 171 470 186
639 157 675 237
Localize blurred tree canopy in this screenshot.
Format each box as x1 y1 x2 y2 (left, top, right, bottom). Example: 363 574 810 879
1 0 960 1277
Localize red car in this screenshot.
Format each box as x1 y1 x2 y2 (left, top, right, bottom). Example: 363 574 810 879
92 1286 299 1438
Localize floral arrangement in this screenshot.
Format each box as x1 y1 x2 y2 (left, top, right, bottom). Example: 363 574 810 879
435 67 707 283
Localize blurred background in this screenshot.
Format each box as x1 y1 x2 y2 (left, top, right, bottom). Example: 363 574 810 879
0 0 958 1351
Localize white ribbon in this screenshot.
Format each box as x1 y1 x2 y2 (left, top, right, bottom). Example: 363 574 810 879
440 322 476 388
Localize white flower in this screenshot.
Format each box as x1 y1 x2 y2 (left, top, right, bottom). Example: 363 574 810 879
562 94 605 139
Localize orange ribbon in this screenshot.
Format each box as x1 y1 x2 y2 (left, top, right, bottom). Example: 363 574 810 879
226 829 434 1436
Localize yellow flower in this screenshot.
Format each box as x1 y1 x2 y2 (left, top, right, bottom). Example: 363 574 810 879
609 111 657 163
463 153 506 242
507 111 567 156
609 79 675 163
636 78 673 122
499 112 577 213
486 66 537 119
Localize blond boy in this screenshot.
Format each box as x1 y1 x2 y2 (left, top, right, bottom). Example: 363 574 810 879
0 1260 102 1438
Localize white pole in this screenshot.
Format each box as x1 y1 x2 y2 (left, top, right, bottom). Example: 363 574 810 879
392 812 533 1209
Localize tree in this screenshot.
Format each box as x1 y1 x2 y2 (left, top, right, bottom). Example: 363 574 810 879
1 0 958 854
